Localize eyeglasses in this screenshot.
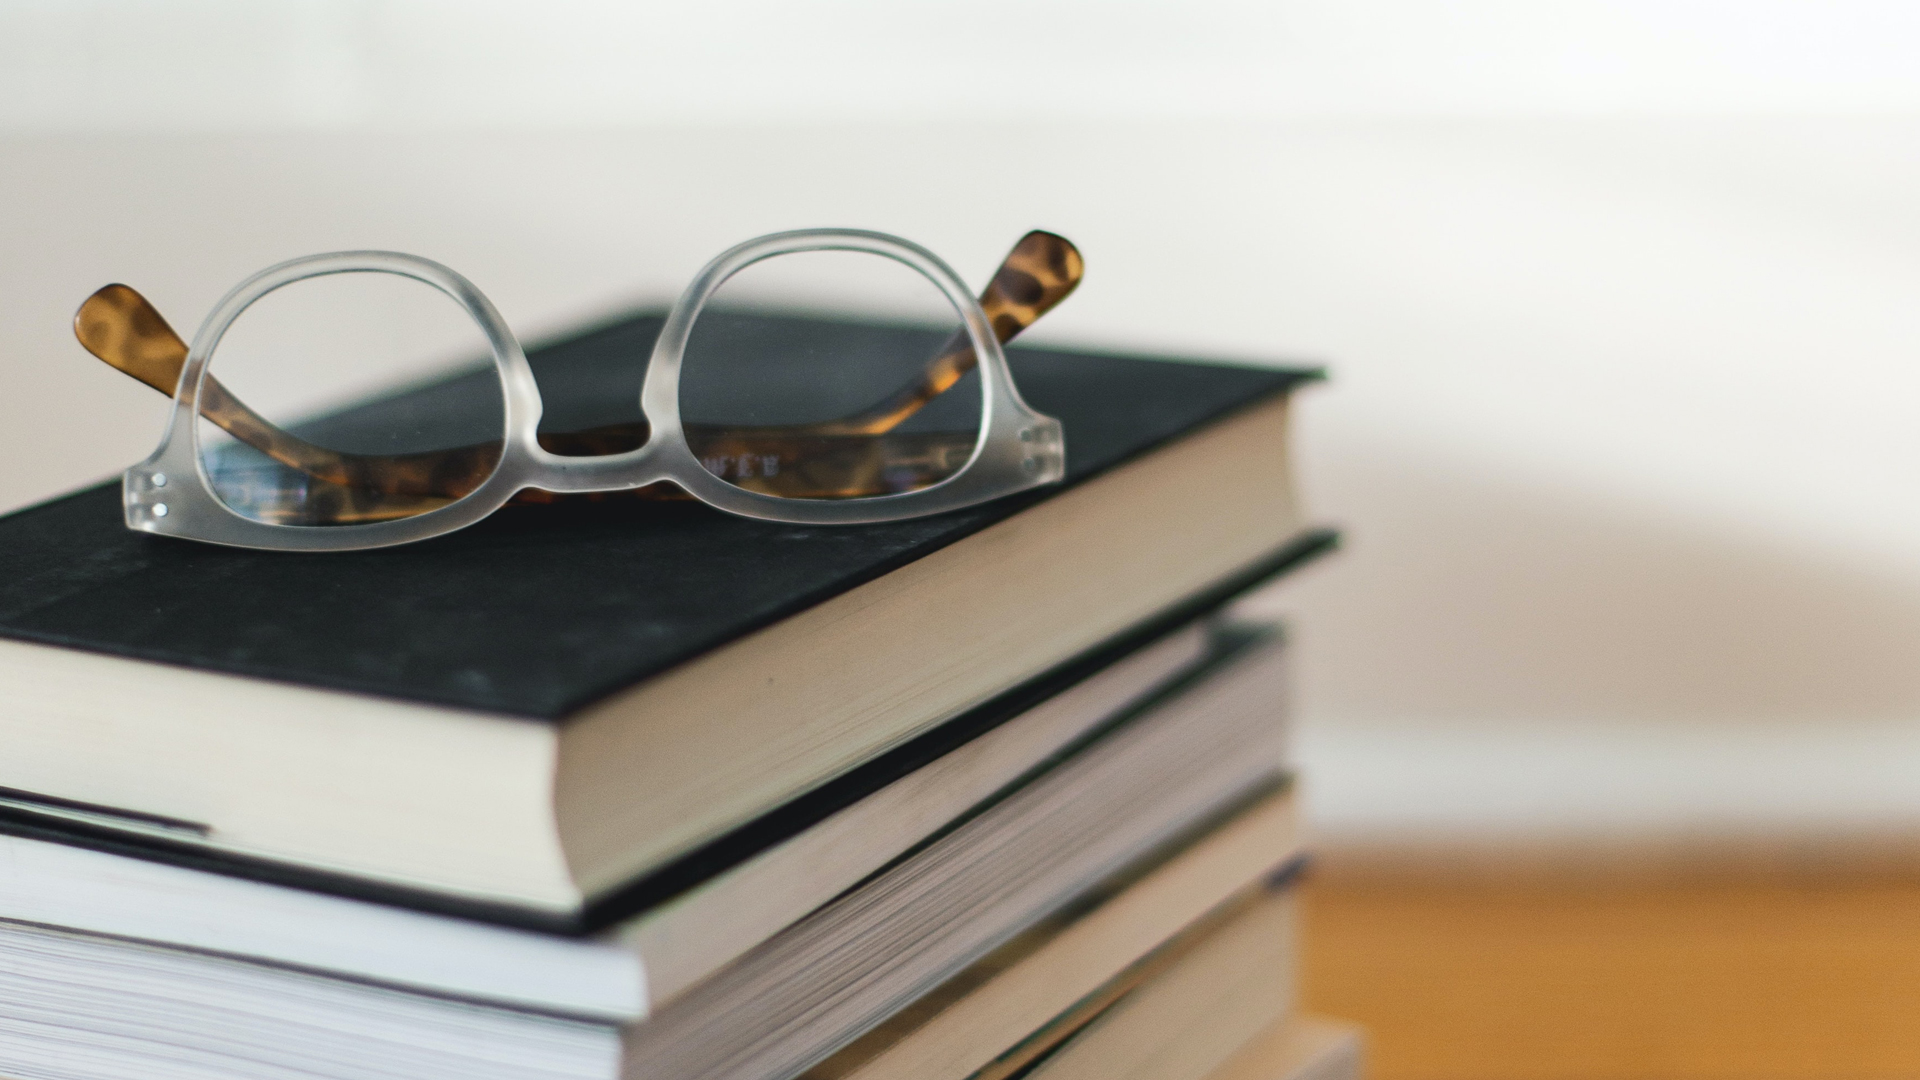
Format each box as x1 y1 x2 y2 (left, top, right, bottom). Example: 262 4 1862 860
72 229 1080 552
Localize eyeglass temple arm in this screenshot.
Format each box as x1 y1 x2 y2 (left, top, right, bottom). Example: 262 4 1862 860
71 231 1082 499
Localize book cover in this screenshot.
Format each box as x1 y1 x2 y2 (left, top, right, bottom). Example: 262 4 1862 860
0 311 1322 719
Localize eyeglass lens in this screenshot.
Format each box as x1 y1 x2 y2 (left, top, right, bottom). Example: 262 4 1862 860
197 271 507 526
677 249 984 500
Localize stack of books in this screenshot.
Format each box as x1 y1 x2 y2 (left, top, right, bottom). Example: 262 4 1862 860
0 310 1357 1080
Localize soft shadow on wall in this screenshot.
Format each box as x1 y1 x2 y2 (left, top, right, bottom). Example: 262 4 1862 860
1271 438 1920 867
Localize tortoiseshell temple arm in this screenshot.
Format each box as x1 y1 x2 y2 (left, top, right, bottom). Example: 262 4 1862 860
72 231 1082 513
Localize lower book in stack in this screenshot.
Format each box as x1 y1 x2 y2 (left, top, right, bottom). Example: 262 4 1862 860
0 611 1359 1080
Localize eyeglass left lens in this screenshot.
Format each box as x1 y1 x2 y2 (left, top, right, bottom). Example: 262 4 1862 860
677 248 985 500
196 271 506 527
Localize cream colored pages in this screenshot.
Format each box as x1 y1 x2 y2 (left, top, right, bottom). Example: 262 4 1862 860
620 625 1211 1005
1029 890 1295 1080
1205 1017 1365 1080
815 787 1300 1080
0 648 570 909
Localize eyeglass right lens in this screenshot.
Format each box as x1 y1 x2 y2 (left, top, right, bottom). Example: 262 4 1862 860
677 249 985 500
196 271 507 527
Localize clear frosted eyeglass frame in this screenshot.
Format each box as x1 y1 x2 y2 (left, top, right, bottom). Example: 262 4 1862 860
93 229 1071 552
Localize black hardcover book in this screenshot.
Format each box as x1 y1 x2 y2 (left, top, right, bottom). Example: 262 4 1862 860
0 310 1329 927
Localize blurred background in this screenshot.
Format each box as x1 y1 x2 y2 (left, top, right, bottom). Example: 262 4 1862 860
6 2 1920 1076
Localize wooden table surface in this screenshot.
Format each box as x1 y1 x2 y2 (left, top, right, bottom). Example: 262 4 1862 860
1300 863 1920 1080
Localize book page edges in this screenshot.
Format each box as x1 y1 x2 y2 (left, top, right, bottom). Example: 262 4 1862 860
1204 1017 1365 1080
0 651 576 910
830 787 1301 1080
619 625 1214 1005
1028 888 1296 1080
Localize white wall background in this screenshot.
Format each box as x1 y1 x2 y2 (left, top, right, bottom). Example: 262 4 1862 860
5 0 1920 855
